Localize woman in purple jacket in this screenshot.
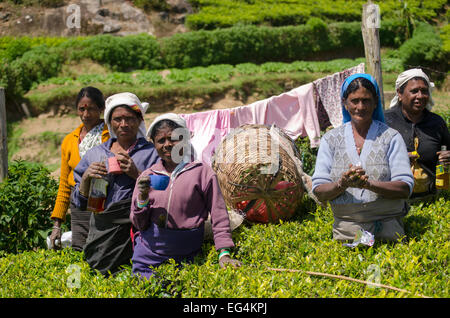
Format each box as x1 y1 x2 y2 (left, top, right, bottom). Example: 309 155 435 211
130 113 241 279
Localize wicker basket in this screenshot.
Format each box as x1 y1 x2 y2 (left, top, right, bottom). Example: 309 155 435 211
212 124 307 224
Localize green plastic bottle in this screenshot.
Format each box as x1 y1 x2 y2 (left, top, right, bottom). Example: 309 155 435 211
436 145 449 190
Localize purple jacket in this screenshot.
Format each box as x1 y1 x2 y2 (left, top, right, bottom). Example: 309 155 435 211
130 160 234 251
72 137 160 210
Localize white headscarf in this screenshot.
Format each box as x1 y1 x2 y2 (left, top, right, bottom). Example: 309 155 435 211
389 68 435 110
147 113 194 164
147 113 188 140
104 92 149 139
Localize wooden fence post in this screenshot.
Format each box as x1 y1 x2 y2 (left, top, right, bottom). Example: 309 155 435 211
361 0 385 108
0 87 7 182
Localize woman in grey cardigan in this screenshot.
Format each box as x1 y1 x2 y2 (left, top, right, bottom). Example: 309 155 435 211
312 74 414 242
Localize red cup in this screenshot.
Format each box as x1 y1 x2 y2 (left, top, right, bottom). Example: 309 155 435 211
108 156 122 174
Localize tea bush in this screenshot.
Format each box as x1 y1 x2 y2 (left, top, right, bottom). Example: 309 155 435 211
397 23 448 82
73 34 163 72
1 0 65 8
186 0 447 30
0 192 448 298
140 193 450 298
159 22 365 68
34 58 367 89
0 36 68 62
0 248 158 298
0 20 411 106
0 45 64 101
0 160 58 254
441 24 450 53
133 0 169 11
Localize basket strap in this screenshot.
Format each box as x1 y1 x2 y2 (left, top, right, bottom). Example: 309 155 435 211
242 199 257 214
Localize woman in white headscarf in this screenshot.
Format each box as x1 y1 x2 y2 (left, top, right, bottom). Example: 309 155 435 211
384 68 450 199
72 92 160 276
130 113 241 280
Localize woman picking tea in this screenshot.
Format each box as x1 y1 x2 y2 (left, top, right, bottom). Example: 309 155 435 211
312 74 414 242
130 113 241 280
72 92 159 276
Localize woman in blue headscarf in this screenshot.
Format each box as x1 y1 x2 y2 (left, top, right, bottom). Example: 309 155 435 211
312 74 414 242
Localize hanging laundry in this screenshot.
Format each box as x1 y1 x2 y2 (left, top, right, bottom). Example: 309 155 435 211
181 83 319 164
314 85 332 131
180 108 233 165
313 63 365 128
180 64 365 165
231 82 320 145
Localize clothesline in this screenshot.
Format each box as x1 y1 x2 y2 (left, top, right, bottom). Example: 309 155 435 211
179 63 365 165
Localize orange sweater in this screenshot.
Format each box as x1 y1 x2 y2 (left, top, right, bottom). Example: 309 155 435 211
51 123 109 220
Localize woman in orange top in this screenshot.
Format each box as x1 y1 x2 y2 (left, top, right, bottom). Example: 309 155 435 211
49 87 109 250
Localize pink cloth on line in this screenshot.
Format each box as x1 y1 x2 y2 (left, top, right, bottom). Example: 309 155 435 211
180 108 232 166
232 82 320 146
181 82 320 165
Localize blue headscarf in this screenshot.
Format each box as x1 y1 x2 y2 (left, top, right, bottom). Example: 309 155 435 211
341 73 385 124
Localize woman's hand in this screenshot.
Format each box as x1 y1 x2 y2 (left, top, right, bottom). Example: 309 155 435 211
82 161 108 180
219 255 242 269
137 175 151 202
338 164 369 189
437 149 450 166
408 151 419 162
80 161 108 195
49 218 62 250
116 151 140 179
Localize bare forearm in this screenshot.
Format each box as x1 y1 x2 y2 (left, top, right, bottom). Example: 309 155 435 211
314 179 410 202
313 182 347 202
363 180 410 199
79 178 91 196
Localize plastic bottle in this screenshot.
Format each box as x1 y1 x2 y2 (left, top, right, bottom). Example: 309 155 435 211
436 145 449 190
87 177 109 213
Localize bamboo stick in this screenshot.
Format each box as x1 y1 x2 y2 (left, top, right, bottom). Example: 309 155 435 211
266 267 430 298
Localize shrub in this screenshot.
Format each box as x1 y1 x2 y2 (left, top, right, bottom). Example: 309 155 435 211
0 44 64 104
294 135 319 176
4 0 65 7
440 24 450 53
160 22 363 69
1 192 447 298
0 37 32 62
134 71 165 86
397 22 448 83
328 21 363 50
379 19 409 47
0 249 159 297
0 61 23 102
0 160 58 254
186 0 447 30
75 34 163 72
13 46 64 92
133 0 169 11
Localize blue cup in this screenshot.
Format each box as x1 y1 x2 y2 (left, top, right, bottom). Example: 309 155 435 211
150 174 170 190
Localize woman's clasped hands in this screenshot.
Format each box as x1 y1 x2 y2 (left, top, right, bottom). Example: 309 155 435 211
338 164 370 190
